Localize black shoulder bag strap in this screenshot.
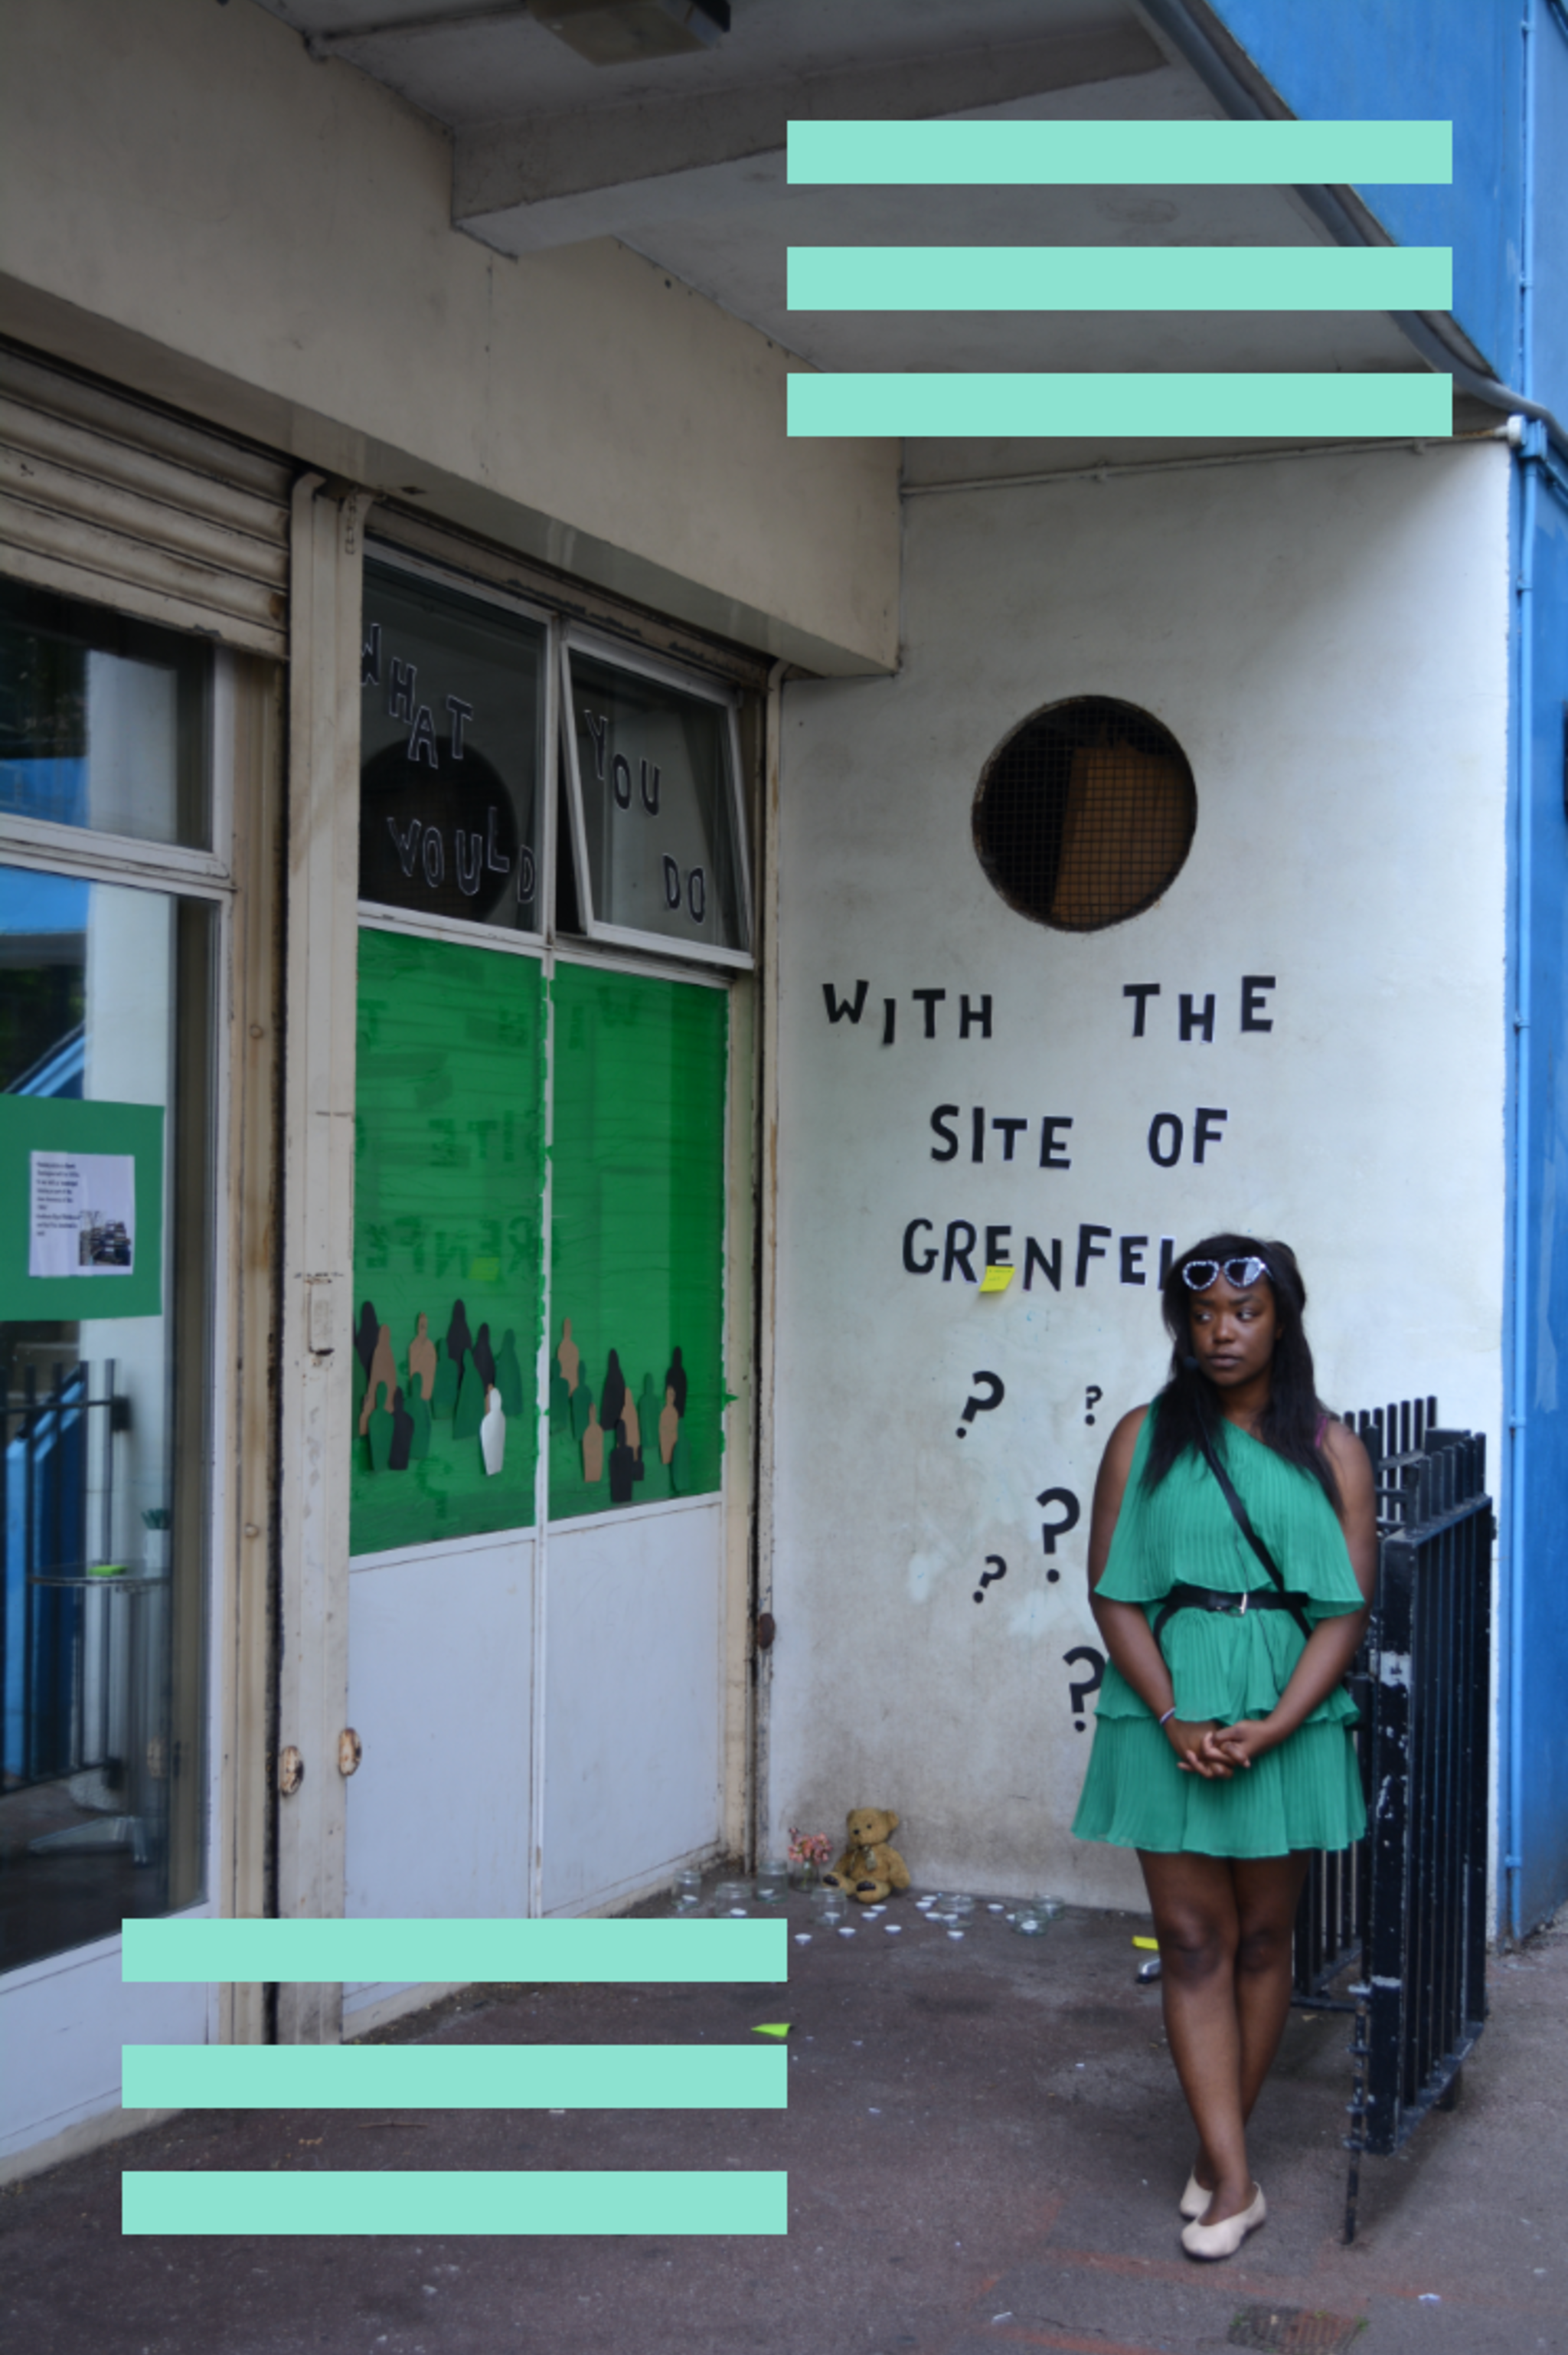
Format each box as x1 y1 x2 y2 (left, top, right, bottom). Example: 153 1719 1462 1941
1194 1422 1314 1642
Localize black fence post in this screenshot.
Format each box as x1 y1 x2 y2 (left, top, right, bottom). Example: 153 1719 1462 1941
1289 1401 1492 2243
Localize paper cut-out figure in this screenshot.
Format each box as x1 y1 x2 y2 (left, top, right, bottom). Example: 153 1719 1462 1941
495 1329 524 1417
582 1401 604 1483
452 1351 484 1439
473 1321 496 1388
557 1316 581 1396
354 1299 381 1383
446 1299 474 1373
549 1367 572 1428
407 1381 433 1462
659 1383 681 1467
407 1313 436 1405
367 1382 395 1473
430 1338 458 1418
668 1430 690 1496
665 1346 688 1417
360 1323 397 1436
600 1349 627 1438
619 1382 641 1459
570 1372 595 1443
388 1385 415 1472
637 1372 659 1446
609 1431 637 1505
479 1385 506 1477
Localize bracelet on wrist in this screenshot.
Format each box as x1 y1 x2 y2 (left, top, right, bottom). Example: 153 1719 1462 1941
1157 1706 1177 1727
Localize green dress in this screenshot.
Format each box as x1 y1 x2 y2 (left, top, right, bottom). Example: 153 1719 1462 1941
1071 1411 1367 1858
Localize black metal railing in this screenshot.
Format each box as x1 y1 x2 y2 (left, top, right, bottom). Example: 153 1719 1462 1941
1289 1397 1492 2242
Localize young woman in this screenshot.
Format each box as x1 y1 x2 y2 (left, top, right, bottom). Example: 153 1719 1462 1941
1072 1235 1377 2261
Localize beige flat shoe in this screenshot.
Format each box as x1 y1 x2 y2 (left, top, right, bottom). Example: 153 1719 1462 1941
1179 2169 1210 2219
1181 2183 1266 2260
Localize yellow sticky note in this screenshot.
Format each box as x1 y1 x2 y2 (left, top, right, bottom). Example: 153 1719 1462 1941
751 2023 791 2039
979 1265 1014 1294
1132 1935 1159 1951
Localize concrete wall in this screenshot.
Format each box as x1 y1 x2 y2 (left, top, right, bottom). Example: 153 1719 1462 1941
766 439 1511 1905
0 0 898 675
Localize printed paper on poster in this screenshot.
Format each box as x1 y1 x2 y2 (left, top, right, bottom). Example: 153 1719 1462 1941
29 1150 137 1277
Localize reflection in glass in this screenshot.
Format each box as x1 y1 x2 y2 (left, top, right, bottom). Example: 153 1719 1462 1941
568 653 748 957
0 582 211 849
359 561 546 933
1 866 214 1972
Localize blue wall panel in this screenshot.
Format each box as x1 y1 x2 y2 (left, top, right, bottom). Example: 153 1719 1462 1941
1516 455 1568 1932
1213 1 1521 388
1533 11 1568 426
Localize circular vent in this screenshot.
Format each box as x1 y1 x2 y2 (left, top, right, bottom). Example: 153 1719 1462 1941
973 695 1196 931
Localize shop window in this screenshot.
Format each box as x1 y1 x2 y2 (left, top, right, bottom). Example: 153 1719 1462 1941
349 925 544 1558
547 962 727 1523
0 865 216 1969
562 637 751 966
359 560 547 936
0 582 211 852
973 695 1195 931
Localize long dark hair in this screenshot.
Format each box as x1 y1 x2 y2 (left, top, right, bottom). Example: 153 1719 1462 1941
1142 1231 1340 1506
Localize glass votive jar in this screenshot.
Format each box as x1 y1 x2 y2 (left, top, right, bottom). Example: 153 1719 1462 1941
753 1859 788 1903
933 1892 975 1924
713 1879 751 1917
809 1886 847 1925
1012 1903 1050 1937
1033 1894 1067 1922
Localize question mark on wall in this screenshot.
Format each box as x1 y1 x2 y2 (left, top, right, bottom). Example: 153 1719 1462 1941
956 1369 1005 1438
973 1554 1007 1604
1084 1385 1103 1425
1036 1486 1082 1582
1062 1644 1106 1731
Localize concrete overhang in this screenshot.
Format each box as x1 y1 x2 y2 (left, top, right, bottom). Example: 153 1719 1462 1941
252 0 1498 479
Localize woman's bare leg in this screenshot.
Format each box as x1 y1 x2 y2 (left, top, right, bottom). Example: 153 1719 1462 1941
1138 1850 1253 2223
1181 1852 1313 2196
1233 1852 1312 2116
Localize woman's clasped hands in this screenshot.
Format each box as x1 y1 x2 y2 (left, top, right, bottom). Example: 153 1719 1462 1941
1162 1715 1283 1777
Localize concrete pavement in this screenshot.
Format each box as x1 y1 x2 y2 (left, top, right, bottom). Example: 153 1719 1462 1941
2 1884 1563 2354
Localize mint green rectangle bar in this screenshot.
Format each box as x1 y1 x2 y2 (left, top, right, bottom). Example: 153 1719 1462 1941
787 245 1451 312
121 1918 786 1984
786 120 1452 186
786 372 1452 440
122 2170 787 2236
122 2043 786 2110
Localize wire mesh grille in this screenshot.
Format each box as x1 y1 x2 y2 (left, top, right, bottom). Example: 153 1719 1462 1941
973 695 1196 931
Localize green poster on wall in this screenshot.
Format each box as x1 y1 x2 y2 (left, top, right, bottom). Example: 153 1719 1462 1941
547 960 727 1521
0 1094 165 1321
351 926 544 1556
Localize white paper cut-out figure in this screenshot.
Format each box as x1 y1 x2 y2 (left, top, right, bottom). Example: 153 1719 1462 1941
479 1383 506 1477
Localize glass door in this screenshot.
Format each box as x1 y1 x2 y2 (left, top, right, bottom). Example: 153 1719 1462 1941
344 546 746 1946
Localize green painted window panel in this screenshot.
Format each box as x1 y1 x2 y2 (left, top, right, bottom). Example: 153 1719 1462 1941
547 963 727 1522
351 928 544 1555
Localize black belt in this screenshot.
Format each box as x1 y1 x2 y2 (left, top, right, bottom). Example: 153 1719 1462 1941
1153 1582 1314 1647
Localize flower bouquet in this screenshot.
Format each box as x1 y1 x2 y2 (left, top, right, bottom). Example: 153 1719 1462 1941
787 1827 833 1891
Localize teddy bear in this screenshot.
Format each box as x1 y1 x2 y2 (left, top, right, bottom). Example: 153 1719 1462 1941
822 1807 911 1904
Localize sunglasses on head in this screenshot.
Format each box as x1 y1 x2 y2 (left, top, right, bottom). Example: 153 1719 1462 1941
1181 1254 1270 1294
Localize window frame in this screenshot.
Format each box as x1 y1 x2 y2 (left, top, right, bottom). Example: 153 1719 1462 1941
355 541 557 952
558 624 754 973
0 639 243 1967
